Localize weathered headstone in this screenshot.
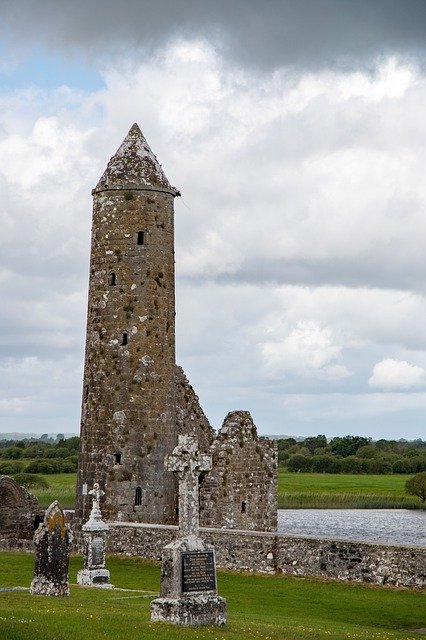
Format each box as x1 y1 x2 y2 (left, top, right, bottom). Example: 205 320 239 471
30 501 72 597
77 482 113 588
151 434 227 626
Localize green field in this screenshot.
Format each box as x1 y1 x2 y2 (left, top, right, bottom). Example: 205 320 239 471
30 474 77 509
278 471 424 509
26 472 424 510
0 552 424 640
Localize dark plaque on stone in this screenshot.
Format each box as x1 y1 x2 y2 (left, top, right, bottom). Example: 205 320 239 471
181 551 216 593
91 538 104 566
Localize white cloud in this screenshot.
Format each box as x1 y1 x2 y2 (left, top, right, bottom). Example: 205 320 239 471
368 358 426 390
261 320 351 380
1 41 426 437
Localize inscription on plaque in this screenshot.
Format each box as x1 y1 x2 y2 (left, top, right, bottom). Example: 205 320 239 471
91 538 104 566
181 551 216 593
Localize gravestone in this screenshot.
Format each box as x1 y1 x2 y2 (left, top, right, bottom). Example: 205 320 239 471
151 434 227 626
30 501 72 597
77 482 113 588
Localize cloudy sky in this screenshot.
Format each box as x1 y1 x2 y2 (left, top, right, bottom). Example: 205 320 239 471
1 0 426 439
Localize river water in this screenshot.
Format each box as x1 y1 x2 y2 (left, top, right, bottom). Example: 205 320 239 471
277 509 425 547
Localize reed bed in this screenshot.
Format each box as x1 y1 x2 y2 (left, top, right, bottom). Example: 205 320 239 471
278 492 423 509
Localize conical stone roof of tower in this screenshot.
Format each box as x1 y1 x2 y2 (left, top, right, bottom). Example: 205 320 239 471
94 123 176 193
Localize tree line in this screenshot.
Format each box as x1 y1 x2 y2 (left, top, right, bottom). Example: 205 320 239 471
0 436 79 475
278 435 426 474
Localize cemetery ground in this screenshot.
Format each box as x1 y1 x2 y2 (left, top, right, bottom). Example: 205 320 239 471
26 472 424 510
0 553 424 640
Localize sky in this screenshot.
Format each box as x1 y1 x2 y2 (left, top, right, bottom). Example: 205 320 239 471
1 1 426 439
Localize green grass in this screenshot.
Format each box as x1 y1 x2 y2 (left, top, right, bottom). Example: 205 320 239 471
278 472 424 509
25 472 425 510
28 474 76 509
0 552 424 640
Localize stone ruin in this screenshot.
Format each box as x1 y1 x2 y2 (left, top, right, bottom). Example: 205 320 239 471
0 475 39 540
75 123 278 531
200 411 277 531
30 500 72 597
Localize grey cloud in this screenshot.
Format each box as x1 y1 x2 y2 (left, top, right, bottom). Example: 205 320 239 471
2 0 426 70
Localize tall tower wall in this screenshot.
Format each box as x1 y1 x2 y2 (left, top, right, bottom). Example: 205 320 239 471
76 125 179 523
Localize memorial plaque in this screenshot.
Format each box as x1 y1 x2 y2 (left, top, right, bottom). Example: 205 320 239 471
181 551 216 593
91 538 104 566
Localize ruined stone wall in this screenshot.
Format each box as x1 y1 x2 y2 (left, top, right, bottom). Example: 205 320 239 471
200 411 277 532
175 366 215 453
104 522 425 588
0 475 38 540
76 125 179 524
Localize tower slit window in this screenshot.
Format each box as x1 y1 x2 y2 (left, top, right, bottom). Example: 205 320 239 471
114 453 122 465
121 332 128 346
137 230 146 246
109 272 116 286
241 500 247 514
135 486 142 506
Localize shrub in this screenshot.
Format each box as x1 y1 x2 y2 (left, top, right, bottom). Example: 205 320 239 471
392 458 416 474
60 458 78 473
2 446 23 460
0 461 23 475
287 454 312 472
12 473 49 489
340 456 366 473
25 460 56 474
311 455 342 473
405 472 426 502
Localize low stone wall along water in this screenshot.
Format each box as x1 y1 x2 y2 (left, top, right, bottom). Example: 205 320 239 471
105 522 425 588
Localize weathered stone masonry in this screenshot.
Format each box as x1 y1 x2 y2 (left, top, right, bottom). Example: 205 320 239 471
200 411 277 532
2 525 424 588
76 124 180 524
105 523 425 588
76 124 278 533
0 475 38 540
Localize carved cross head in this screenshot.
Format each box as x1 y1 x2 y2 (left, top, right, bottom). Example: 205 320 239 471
88 482 105 505
165 434 212 480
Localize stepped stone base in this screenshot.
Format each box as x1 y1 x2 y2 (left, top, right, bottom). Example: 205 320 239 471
77 568 113 588
151 594 227 626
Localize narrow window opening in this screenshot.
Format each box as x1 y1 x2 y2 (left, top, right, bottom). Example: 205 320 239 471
135 486 142 506
109 272 116 286
121 332 128 346
84 385 89 403
137 231 146 246
114 453 122 465
241 500 247 514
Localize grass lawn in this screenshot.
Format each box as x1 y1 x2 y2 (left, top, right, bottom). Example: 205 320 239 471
29 474 76 509
0 552 424 640
278 472 423 509
26 472 424 510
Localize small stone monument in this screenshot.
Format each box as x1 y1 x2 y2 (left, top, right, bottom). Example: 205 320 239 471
77 482 113 588
151 435 227 626
30 500 72 597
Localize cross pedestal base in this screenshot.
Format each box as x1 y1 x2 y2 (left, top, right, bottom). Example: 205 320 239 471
77 568 113 588
151 535 227 626
151 594 227 627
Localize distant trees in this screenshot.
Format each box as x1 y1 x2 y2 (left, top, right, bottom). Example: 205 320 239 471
287 454 312 472
0 435 79 475
329 436 369 458
277 434 426 475
405 472 426 502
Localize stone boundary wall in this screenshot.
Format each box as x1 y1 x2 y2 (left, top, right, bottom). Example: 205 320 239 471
105 522 425 588
3 524 424 588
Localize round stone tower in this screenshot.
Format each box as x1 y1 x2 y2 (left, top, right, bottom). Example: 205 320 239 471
76 124 180 523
